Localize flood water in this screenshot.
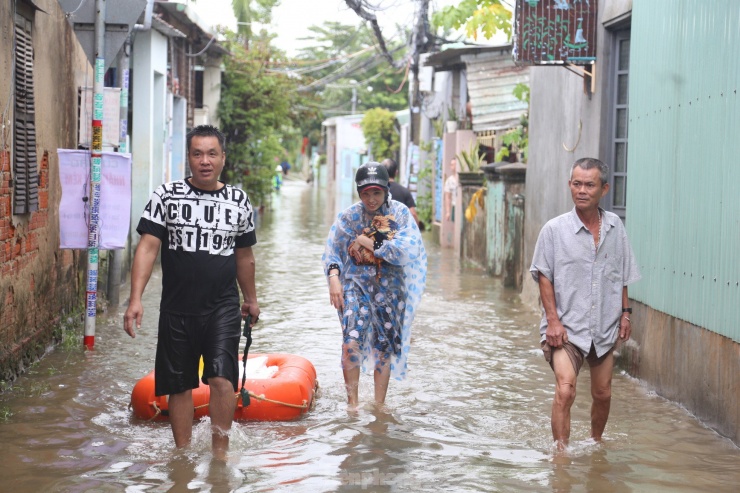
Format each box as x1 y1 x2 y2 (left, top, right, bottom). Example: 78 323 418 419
1 179 739 492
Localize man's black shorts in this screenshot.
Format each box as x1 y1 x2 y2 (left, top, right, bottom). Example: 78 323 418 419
154 304 242 397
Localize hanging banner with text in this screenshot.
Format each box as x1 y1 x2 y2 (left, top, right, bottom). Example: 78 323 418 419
58 149 132 249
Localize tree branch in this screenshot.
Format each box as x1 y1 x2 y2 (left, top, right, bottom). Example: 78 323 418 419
343 0 402 68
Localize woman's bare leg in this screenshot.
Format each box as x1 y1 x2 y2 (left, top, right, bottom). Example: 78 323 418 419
342 341 361 408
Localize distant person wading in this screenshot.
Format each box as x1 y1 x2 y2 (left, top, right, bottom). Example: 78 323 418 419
381 158 421 230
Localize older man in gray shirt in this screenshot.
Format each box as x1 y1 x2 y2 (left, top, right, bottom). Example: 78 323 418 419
530 157 641 450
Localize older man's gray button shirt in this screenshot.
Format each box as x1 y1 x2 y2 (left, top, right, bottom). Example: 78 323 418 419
530 208 641 357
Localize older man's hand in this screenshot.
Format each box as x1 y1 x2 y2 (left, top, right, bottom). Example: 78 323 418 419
546 321 569 348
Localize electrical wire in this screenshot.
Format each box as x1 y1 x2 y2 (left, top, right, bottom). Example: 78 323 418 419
267 46 367 68
325 62 395 89
64 0 88 18
358 0 406 12
294 28 407 91
298 51 391 91
185 34 216 58
386 57 410 94
266 45 376 76
298 52 382 90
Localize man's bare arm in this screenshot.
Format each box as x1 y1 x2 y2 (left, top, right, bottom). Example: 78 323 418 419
235 247 260 325
123 233 161 338
538 273 568 347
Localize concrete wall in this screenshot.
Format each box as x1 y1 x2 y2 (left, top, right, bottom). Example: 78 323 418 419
618 0 740 445
460 181 487 267
440 130 475 251
202 61 222 128
0 0 92 381
480 164 526 288
521 0 633 308
170 96 187 181
500 166 526 290
333 116 366 212
131 28 168 244
322 121 337 197
485 177 506 275
522 0 740 446
619 302 740 444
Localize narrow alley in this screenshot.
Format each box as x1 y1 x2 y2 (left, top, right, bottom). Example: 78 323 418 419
0 180 738 492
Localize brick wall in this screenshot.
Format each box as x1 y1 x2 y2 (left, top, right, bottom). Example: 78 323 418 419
0 0 96 384
0 149 82 383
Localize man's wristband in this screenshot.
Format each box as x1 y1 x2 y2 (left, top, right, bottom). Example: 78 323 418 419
622 307 632 313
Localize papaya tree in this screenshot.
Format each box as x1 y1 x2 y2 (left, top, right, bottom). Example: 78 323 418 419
432 0 512 41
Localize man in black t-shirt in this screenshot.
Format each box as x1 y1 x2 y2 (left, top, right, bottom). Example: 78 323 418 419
381 158 421 229
123 125 259 460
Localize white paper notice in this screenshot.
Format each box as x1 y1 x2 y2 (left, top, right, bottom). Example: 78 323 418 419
58 149 132 249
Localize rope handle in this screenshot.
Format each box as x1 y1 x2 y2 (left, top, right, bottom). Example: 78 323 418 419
141 392 308 422
239 315 253 407
234 391 309 410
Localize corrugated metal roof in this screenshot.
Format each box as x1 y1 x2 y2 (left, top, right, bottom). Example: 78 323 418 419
156 2 229 56
462 50 529 132
151 14 186 39
322 114 364 127
425 45 491 68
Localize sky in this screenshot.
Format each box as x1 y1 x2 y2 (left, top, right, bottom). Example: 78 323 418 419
191 0 460 56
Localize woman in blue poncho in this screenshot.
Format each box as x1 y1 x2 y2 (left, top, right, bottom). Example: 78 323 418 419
323 161 427 408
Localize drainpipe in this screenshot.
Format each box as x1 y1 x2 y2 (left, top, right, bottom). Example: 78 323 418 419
106 39 130 307
134 0 153 31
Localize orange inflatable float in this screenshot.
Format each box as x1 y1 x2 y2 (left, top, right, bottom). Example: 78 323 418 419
130 353 318 422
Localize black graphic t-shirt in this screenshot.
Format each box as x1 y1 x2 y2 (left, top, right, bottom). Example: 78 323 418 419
388 181 416 209
137 178 256 315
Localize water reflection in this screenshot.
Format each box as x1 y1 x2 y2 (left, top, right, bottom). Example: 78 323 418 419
333 407 416 492
549 446 632 493
0 180 739 492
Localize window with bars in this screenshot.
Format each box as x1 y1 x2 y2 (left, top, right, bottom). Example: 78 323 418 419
608 30 630 221
13 12 38 215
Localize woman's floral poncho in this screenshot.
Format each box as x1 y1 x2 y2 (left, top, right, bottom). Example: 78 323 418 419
323 200 427 380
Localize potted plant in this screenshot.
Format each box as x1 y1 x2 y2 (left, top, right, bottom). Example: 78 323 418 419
495 83 529 163
432 118 444 139
445 107 458 133
456 140 486 186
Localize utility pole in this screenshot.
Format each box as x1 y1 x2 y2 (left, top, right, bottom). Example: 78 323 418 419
84 0 106 349
409 0 430 144
58 0 148 349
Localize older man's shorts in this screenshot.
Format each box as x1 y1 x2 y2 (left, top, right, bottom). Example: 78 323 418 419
155 304 242 397
541 341 614 376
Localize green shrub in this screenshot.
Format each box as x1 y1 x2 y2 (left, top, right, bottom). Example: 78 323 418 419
360 108 399 161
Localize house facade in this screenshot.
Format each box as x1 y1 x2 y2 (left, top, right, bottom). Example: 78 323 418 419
0 0 228 381
322 114 367 214
0 0 92 381
422 45 529 271
129 1 227 250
